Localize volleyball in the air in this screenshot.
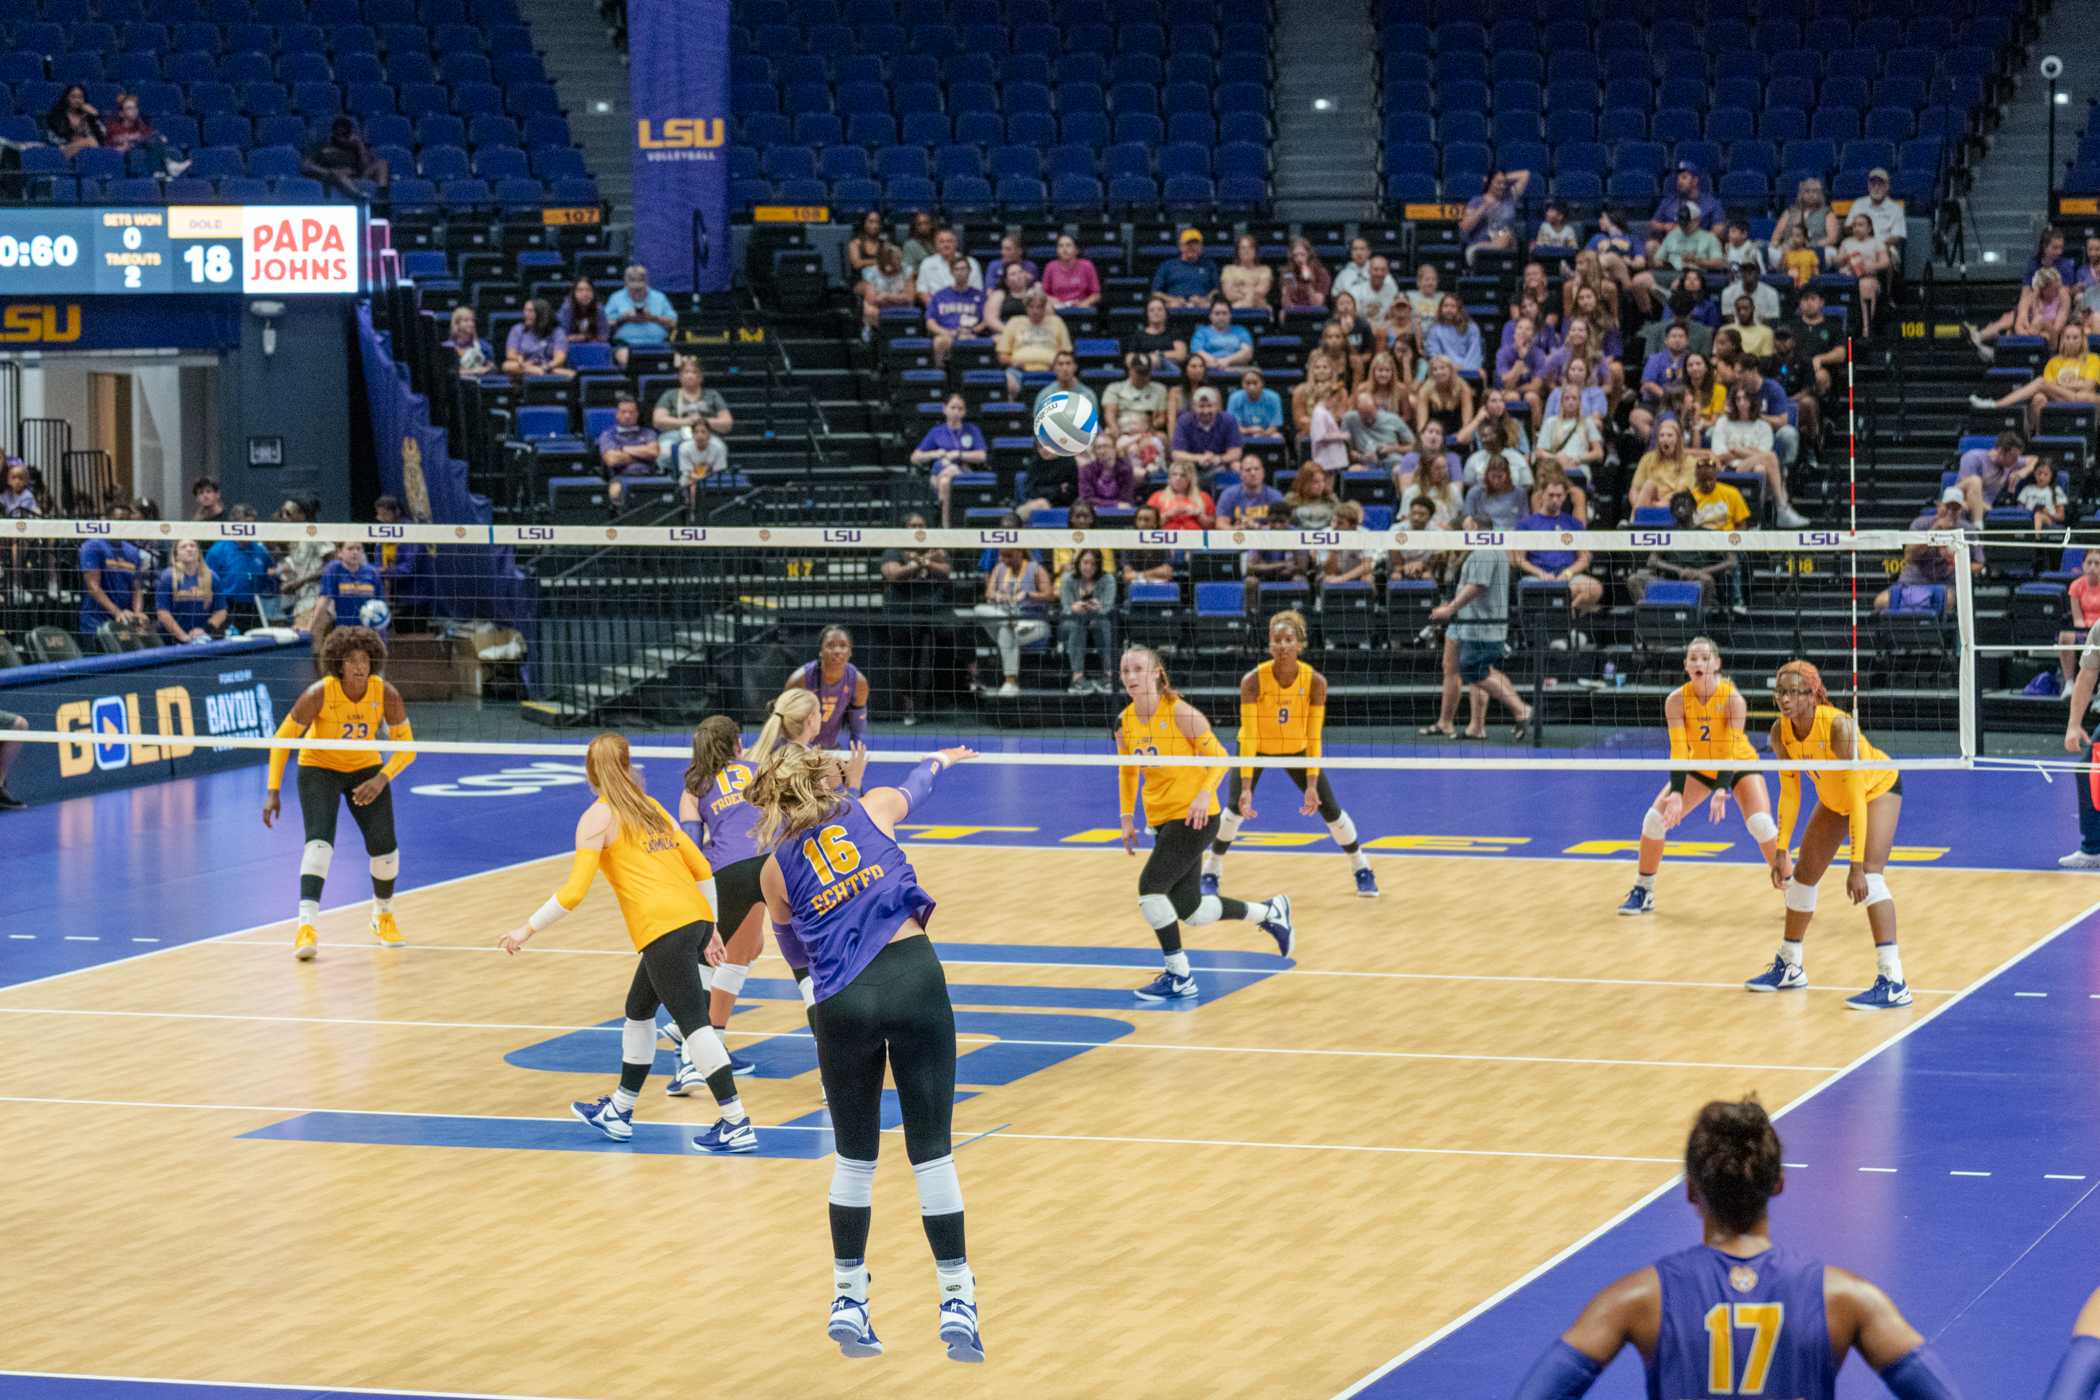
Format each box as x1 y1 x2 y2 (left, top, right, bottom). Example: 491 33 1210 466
1033 391 1099 456
359 598 392 630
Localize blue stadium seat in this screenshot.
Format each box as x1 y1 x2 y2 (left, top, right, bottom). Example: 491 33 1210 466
1782 139 1835 177
473 146 528 179
1498 139 1548 176
1760 108 1807 143
884 174 936 207
821 144 870 181
1615 140 1664 176
1440 111 1489 145
246 145 304 180
777 175 828 203
272 176 325 200
1114 112 1163 146
935 143 983 182
1606 170 1658 201
1388 172 1439 202
1675 140 1722 177
1544 110 1594 145
1437 50 1487 84
1598 108 1646 143
415 114 466 148
1161 174 1212 208
494 176 543 207
763 145 816 181
1217 174 1266 212
1821 76 1871 114
1811 108 1860 143
1549 171 1600 200
1651 108 1700 144
1601 77 1650 113
1554 142 1606 177
1216 82 1265 115
1158 143 1208 179
794 113 842 147
943 174 993 214
1728 140 1777 178
730 177 771 210
989 144 1041 181
74 148 126 182
1051 173 1102 212
832 176 881 208
1493 111 1541 144
1006 111 1056 149
258 114 310 148
1717 170 1769 203
418 144 470 180
185 146 244 181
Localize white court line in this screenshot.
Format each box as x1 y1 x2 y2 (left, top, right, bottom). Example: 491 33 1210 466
1329 895 2100 1400
0 1369 588 1400
1859 1166 1899 1174
0 1005 1844 1075
0 1093 1683 1166
1950 1170 1993 1177
2047 1174 2090 1181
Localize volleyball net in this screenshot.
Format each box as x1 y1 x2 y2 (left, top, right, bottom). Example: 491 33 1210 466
2 514 2058 782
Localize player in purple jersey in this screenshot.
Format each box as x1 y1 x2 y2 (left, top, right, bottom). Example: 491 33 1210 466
2045 1288 2100 1399
784 625 871 748
751 739 984 1366
1514 1099 1961 1400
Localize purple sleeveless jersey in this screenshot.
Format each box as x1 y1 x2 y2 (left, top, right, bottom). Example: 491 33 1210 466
696 760 765 869
798 659 862 747
1649 1244 1834 1400
776 796 935 1003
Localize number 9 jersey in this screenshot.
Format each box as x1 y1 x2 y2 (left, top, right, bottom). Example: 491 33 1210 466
1651 1242 1834 1399
299 673 391 772
775 796 937 1005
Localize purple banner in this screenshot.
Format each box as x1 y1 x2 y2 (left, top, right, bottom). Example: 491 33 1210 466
628 0 731 293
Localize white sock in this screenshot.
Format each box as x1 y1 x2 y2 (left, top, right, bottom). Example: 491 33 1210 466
936 1261 975 1305
1876 943 1903 983
297 899 318 924
611 1086 638 1112
835 1262 870 1300
1778 940 1804 970
1164 951 1191 977
1201 852 1221 877
1249 898 1277 924
1634 872 1655 891
1349 849 1370 873
718 1095 747 1123
374 896 393 914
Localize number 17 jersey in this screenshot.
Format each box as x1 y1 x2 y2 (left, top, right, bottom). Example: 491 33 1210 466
1650 1243 1833 1400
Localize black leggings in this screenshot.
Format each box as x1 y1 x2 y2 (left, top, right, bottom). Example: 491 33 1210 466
1223 765 1341 823
810 935 956 1165
712 854 767 941
625 920 715 1036
1142 812 1220 912
297 764 397 853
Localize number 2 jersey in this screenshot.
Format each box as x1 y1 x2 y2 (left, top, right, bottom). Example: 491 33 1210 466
1649 1243 1834 1400
776 796 936 1005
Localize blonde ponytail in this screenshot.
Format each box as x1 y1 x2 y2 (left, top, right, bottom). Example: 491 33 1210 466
748 742 842 851
584 732 668 840
750 687 821 764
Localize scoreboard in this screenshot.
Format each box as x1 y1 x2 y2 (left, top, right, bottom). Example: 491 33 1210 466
0 205 362 297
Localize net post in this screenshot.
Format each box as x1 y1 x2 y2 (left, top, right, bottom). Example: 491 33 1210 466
1954 535 1980 765
1845 335 1860 724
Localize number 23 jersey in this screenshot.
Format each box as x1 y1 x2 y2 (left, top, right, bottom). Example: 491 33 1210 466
299 674 390 772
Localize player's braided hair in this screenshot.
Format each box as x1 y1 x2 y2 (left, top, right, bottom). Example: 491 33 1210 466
1684 1097 1784 1234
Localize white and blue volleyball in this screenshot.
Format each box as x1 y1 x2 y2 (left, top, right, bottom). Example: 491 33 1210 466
358 598 392 630
1033 390 1099 456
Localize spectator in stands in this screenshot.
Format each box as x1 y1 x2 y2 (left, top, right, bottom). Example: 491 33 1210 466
1396 419 1461 492
1531 372 1604 482
44 85 103 158
1328 293 1376 378
1423 296 1482 375
1873 489 1977 613
1513 477 1601 642
1629 418 1699 513
1378 299 1421 378
557 276 606 345
1154 229 1220 309
1128 295 1189 370
2031 226 2078 284
1387 498 1444 581
1461 169 1531 265
1120 505 1176 586
153 538 225 645
1768 325 1820 440
1667 267 1722 331
676 420 727 504
997 289 1073 397
1777 224 1821 292
1770 178 1840 268
1343 385 1413 470
1315 501 1373 584
1950 429 2039 527
1463 452 1528 531
1191 299 1254 371
1285 456 1342 529
304 115 387 196
1543 353 1608 432
1362 350 1411 418
1726 296 1775 360
1407 263 1442 324
1649 164 1724 242
1968 267 2074 362
1464 419 1531 490
973 534 1052 698
444 306 492 377
2023 456 2069 530
1170 387 1243 479
1659 206 1726 288
1303 369 1350 477
1398 443 1462 528
983 235 1036 296
1562 251 1622 330
1226 368 1285 447
1587 208 1658 316
1837 213 1892 339
1637 321 1694 433
1690 454 1751 532
606 264 678 369
857 243 915 335
1736 361 1803 487
203 505 271 620
1970 322 2100 429
1855 169 1908 266
503 298 571 378
1721 220 1763 276
103 92 188 176
314 539 382 637
2058 545 2100 685
1416 356 1475 438
1428 519 1533 739
1783 287 1844 391
1042 235 1101 311
596 393 664 508
371 496 433 631
78 519 146 639
1281 237 1331 315
910 393 985 527
1171 356 1216 425
1057 546 1117 695
1494 316 1549 424
1710 384 1803 526
1631 486 1740 609
654 354 732 446
1720 260 1781 325
846 211 888 276
1532 200 1579 256
1515 263 1561 338
189 476 224 524
1335 238 1381 306
2075 236 2100 316
1017 442 1080 522
1148 459 1214 531
1079 435 1139 511
1295 349 1349 439
1215 456 1285 528
899 211 940 279
925 256 988 368
1103 353 1169 475
1457 378 1533 458
1532 459 1590 523
1221 234 1274 310
270 498 328 627
1032 351 1099 430
1355 257 1401 323
914 227 981 304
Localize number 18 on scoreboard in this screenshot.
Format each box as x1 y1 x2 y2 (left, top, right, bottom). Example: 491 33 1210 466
0 205 361 297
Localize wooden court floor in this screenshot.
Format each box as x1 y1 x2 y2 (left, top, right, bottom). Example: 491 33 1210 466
0 846 2087 1400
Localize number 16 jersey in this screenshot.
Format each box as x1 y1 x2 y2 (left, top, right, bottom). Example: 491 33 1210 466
775 796 936 1005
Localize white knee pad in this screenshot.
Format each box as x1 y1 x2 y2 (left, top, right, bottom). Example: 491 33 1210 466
1783 877 1818 913
1745 812 1778 843
914 1154 965 1215
368 849 399 881
621 1017 656 1065
1642 806 1669 841
1138 892 1177 929
1187 893 1224 926
1862 872 1894 908
829 1155 877 1209
300 840 333 881
682 1022 730 1076
1215 811 1243 842
1326 813 1358 847
713 963 748 997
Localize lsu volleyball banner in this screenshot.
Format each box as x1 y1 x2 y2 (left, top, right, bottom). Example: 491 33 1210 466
629 0 731 294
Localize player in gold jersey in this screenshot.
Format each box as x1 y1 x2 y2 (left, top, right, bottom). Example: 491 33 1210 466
1743 660 1911 1010
1115 645 1295 1001
500 732 755 1151
1616 638 1781 916
1203 610 1378 898
263 626 416 960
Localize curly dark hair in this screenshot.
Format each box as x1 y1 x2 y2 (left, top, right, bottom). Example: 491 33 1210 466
321 624 388 678
1685 1097 1784 1234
